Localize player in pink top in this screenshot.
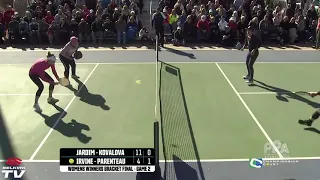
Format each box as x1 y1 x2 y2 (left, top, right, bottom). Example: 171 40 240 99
29 52 60 113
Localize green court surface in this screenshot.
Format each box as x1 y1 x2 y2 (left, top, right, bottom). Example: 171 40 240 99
0 62 319 161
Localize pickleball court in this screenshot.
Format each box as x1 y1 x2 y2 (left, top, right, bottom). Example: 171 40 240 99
0 48 320 179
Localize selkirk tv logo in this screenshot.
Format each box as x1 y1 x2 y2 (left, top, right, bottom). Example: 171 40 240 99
2 157 26 179
6 158 22 166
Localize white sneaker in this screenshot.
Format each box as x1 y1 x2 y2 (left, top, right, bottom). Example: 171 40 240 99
47 97 59 104
33 104 42 113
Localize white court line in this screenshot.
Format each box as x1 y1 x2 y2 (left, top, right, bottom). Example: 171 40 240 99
1 157 320 163
239 92 286 95
1 61 320 66
239 91 318 95
29 63 99 160
0 94 73 96
215 63 283 158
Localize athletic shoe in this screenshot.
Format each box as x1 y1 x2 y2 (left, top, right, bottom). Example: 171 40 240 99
298 119 313 126
33 104 42 113
243 75 249 79
47 97 59 104
72 75 79 79
246 80 253 84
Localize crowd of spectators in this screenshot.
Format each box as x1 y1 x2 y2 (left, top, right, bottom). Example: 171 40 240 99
155 0 320 47
0 0 146 46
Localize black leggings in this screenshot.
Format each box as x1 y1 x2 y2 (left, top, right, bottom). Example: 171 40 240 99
29 73 54 97
60 54 76 79
246 50 259 81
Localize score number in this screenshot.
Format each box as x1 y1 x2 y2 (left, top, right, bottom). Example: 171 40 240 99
136 149 152 165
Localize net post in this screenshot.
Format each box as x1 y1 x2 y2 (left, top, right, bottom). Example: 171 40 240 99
156 35 159 61
154 120 161 180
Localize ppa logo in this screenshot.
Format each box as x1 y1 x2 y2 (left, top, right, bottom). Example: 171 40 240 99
264 140 290 158
2 157 26 179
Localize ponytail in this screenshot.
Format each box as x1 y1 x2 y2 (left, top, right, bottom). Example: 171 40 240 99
47 51 54 58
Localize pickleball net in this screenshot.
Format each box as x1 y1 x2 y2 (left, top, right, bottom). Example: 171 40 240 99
157 40 205 179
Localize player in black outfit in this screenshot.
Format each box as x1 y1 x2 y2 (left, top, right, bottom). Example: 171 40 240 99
241 27 261 84
299 92 320 126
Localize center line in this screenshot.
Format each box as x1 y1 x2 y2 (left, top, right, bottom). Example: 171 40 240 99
29 63 99 160
215 63 283 158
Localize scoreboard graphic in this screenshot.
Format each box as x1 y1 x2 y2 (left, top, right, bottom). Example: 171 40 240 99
60 148 155 172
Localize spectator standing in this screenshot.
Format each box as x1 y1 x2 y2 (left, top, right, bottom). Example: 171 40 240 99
78 18 90 43
29 18 40 43
69 18 79 37
315 17 320 49
152 8 166 47
115 16 127 44
60 18 70 43
4 5 15 27
91 17 103 44
39 18 49 44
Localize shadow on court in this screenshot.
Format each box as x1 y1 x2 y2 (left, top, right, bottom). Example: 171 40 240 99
162 46 196 59
158 61 205 180
67 77 110 110
0 106 26 180
253 80 319 108
304 127 320 134
38 104 92 144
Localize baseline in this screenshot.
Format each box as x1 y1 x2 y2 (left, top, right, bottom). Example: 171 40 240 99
0 93 73 96
1 62 320 65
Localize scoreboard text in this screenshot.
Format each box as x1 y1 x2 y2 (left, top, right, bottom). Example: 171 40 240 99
60 148 155 172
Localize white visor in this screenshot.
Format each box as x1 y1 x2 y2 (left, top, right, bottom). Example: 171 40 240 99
47 55 56 62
